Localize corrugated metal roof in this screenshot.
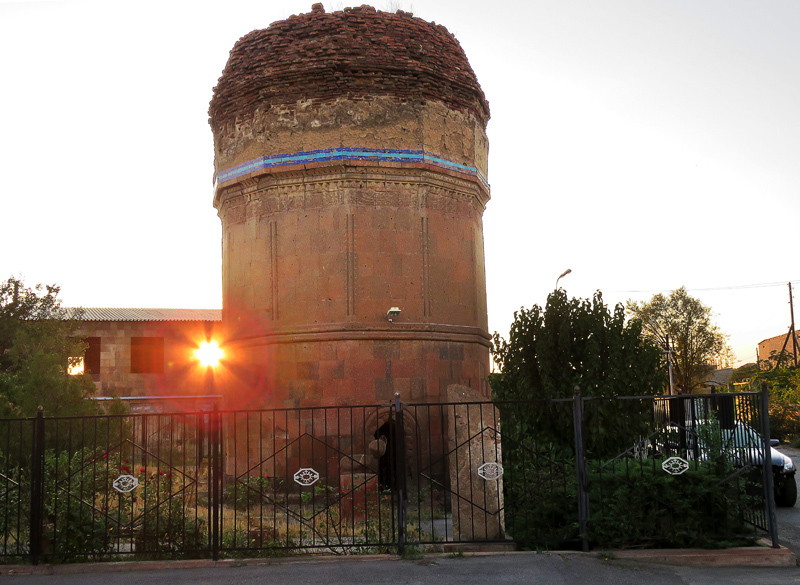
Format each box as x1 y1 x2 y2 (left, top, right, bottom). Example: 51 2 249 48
64 308 222 322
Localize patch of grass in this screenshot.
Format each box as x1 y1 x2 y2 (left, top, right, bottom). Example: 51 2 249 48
447 550 465 559
400 545 423 560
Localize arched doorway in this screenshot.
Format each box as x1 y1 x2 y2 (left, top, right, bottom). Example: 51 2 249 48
375 418 397 492
365 407 418 495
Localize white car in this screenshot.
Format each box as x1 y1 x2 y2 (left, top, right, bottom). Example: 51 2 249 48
654 421 796 507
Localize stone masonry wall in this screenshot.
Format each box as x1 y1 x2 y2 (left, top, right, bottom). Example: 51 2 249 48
212 97 489 182
74 321 216 398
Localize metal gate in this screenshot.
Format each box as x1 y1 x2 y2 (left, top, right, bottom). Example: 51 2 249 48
0 398 505 563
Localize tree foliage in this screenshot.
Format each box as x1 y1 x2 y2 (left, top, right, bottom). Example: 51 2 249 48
626 287 730 394
491 291 670 549
0 276 99 418
732 361 800 441
491 290 665 401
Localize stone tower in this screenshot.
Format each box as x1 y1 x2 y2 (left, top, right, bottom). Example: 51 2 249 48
209 4 491 409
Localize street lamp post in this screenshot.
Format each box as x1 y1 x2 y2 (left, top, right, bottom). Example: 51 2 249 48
663 350 675 395
555 268 572 289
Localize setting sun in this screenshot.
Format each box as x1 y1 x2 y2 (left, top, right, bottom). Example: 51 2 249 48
195 340 224 368
67 358 85 376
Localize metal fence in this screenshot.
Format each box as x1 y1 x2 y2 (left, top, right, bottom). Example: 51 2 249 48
0 388 778 564
495 388 778 551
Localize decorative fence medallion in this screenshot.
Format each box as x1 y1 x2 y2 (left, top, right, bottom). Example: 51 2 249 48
112 474 138 493
662 457 689 476
477 462 503 481
293 468 320 486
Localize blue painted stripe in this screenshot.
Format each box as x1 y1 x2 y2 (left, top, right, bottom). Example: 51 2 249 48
215 148 488 187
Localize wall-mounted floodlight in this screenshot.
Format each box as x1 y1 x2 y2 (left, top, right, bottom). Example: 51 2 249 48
387 307 401 322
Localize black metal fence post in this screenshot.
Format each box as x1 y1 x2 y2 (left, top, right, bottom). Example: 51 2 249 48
760 382 779 548
571 386 589 552
210 407 222 560
29 408 45 565
393 394 407 555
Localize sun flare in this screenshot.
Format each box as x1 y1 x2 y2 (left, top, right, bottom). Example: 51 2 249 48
195 340 224 368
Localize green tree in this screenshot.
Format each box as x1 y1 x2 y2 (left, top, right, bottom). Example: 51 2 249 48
732 361 800 441
489 290 666 548
626 287 730 394
0 276 99 417
491 289 665 401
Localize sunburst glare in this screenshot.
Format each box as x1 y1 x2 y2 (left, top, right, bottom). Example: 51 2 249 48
195 340 224 368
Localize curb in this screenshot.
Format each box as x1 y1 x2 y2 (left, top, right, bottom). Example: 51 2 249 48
0 555 398 576
598 545 797 567
0 545 795 575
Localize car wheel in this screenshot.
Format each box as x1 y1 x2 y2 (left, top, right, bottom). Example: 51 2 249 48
775 475 797 507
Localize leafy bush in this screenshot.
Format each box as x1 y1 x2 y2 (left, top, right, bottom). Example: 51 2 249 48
35 448 207 560
223 475 283 511
768 401 800 442
732 362 800 442
588 459 757 549
129 468 205 555
501 441 580 550
499 413 760 550
40 448 119 559
0 456 29 558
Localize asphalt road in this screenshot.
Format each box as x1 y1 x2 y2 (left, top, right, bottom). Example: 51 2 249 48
3 553 800 585
775 445 800 556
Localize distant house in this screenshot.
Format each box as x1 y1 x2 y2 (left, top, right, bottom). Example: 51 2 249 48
757 331 800 367
67 308 221 411
696 367 734 392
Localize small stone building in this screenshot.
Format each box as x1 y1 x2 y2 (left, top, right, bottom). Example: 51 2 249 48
71 308 221 410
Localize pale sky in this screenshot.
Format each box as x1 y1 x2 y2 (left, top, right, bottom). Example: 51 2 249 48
1 0 798 367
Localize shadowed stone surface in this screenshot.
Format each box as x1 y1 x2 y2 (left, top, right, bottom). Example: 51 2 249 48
446 384 504 541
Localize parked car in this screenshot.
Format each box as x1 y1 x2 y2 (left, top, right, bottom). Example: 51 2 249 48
655 421 797 507
727 423 797 508
770 443 797 507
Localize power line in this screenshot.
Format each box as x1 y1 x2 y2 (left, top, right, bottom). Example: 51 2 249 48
611 280 800 295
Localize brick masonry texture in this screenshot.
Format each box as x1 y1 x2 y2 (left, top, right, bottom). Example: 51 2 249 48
209 4 489 132
211 5 492 408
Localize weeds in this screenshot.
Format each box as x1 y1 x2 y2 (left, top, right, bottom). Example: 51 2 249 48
399 545 423 560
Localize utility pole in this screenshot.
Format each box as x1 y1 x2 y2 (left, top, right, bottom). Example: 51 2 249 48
790 282 798 367
779 282 799 367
